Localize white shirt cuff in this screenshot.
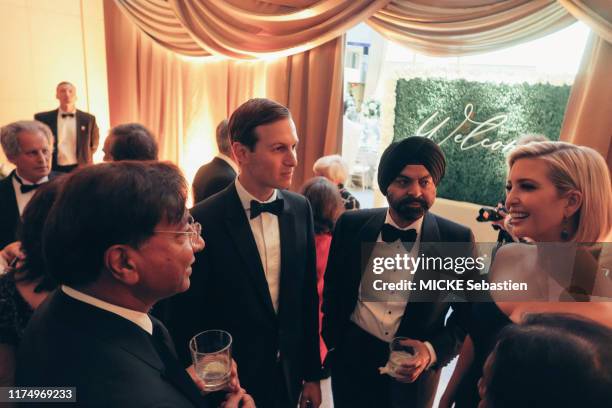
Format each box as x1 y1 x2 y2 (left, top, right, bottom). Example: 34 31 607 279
423 341 437 369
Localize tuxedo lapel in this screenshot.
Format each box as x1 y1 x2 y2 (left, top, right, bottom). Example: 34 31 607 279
223 185 276 318
48 110 59 162
0 172 21 246
76 110 87 160
277 190 296 321
151 319 207 407
357 209 387 278
49 109 59 139
2 171 19 220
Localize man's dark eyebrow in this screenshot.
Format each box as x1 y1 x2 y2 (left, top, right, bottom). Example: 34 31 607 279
395 174 432 181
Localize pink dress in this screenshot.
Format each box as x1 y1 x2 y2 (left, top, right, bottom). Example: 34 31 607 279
315 232 332 362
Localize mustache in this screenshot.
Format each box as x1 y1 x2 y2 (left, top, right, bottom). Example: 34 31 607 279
397 196 429 209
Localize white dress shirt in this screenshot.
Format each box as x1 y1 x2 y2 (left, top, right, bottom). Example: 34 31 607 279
350 211 437 365
12 171 49 215
62 285 153 334
56 110 78 165
234 178 282 313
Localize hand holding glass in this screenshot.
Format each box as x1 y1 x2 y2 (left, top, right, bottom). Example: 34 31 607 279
379 336 420 378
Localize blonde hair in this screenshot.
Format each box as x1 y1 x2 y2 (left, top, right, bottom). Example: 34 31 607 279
312 154 348 185
508 141 611 242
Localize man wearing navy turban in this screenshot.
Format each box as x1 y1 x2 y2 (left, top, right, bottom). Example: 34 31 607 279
322 136 474 408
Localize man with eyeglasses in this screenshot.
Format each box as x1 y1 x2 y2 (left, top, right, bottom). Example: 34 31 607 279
167 99 323 408
15 162 253 408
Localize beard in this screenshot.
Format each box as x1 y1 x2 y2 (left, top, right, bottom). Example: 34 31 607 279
388 194 431 222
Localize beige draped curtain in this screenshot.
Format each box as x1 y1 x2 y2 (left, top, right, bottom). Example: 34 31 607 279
105 0 343 193
558 1 612 169
107 0 612 187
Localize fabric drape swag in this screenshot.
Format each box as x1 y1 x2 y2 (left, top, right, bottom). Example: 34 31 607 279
108 0 612 186
105 1 343 191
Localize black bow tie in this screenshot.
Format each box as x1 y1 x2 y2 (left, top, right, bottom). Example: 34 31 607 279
250 199 284 219
61 113 75 118
381 224 417 250
14 174 43 194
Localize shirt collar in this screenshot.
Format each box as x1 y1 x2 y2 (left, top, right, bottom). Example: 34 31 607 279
384 209 424 235
216 153 239 173
235 177 278 212
61 285 153 335
14 169 49 185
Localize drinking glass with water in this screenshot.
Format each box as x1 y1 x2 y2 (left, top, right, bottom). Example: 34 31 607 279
189 330 233 392
379 336 419 377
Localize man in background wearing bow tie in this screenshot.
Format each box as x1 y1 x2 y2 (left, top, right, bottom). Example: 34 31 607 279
34 81 99 173
0 120 56 249
167 98 322 408
322 137 474 408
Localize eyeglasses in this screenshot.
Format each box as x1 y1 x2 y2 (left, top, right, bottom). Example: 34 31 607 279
154 215 202 248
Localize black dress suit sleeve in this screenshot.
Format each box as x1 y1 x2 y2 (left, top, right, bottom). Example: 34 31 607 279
428 226 475 368
301 198 324 381
321 212 349 356
90 114 100 153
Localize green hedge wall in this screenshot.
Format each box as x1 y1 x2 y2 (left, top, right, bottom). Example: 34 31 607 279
393 78 570 206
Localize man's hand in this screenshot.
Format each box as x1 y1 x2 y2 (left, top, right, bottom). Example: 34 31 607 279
299 381 321 408
187 359 241 395
221 388 256 408
393 339 432 383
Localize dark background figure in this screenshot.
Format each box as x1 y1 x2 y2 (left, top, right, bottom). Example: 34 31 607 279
34 81 99 173
192 119 238 204
300 176 345 366
479 313 612 408
323 136 474 408
102 123 159 162
15 162 253 407
0 120 56 249
167 99 322 408
0 177 64 386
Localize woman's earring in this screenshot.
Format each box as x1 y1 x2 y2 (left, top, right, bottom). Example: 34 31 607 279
561 216 570 241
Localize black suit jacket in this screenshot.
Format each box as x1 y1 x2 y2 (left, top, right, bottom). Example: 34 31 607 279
0 173 20 250
15 290 207 408
34 109 99 169
0 171 58 249
192 157 237 204
322 209 474 405
167 183 321 407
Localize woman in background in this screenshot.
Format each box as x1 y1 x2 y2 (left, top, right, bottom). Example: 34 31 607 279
441 141 612 407
0 177 64 386
313 155 360 210
300 176 345 363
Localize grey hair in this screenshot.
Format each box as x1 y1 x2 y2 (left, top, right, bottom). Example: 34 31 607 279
312 154 349 184
1 120 54 157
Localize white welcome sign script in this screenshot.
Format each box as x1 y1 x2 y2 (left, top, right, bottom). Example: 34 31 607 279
415 103 517 154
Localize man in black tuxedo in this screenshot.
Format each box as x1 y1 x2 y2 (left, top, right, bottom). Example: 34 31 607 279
192 119 237 203
15 162 254 408
0 120 54 249
34 81 99 172
168 99 322 408
323 137 474 408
